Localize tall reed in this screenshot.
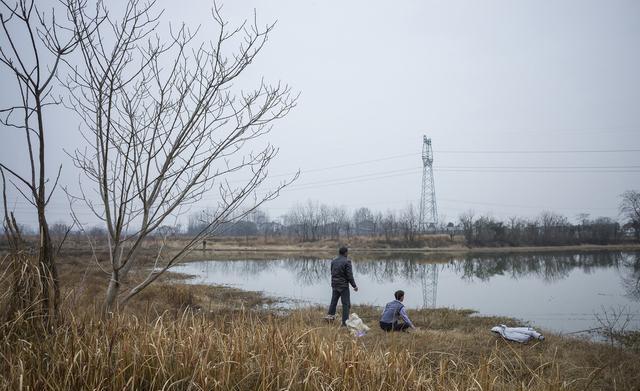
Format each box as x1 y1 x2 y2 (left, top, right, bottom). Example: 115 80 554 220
1 305 638 390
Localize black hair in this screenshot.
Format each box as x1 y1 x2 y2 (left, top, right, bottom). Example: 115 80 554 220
394 290 405 300
339 246 348 256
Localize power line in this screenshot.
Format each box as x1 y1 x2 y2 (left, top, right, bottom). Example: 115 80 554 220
253 163 640 188
439 125 640 135
4 163 640 208
272 168 640 197
440 165 640 169
437 148 640 154
253 148 640 181
4 149 639 197
3 195 621 224
438 197 618 211
4 149 639 219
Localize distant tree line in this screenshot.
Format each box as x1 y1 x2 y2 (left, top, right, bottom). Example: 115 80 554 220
180 190 640 247
183 201 426 243
10 190 639 248
458 211 624 246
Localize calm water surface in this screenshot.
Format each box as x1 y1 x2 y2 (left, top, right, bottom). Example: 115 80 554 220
172 251 640 334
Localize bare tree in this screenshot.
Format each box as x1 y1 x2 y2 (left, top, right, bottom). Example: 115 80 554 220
340 209 352 239
538 211 571 245
64 1 297 312
372 211 383 237
352 207 373 235
458 210 475 244
620 190 640 242
506 215 526 245
594 305 634 347
247 208 269 241
282 204 303 240
381 210 396 241
399 203 418 242
302 200 321 241
0 0 92 318
331 206 348 240
318 203 331 239
156 225 180 238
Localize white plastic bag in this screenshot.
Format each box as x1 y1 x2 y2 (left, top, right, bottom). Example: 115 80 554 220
491 324 544 343
345 313 370 337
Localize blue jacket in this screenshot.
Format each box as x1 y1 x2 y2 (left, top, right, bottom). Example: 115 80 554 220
380 300 414 328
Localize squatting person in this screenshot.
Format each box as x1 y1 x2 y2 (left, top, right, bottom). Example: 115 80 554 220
325 246 358 325
379 290 416 332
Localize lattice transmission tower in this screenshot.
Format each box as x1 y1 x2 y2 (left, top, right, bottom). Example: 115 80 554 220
419 136 438 232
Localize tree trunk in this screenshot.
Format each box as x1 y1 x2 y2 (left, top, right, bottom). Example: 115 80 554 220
37 211 59 316
104 270 120 313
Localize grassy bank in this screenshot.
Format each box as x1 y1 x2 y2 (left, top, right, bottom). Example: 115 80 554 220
162 236 640 259
2 247 640 390
2 279 640 390
5 235 640 258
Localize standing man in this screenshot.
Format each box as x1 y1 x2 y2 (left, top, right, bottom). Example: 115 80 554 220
325 246 358 325
379 290 416 332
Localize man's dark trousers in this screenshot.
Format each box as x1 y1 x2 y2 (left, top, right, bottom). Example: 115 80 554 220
328 287 350 325
379 321 411 332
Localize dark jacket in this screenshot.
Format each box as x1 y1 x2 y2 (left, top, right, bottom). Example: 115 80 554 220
330 255 356 289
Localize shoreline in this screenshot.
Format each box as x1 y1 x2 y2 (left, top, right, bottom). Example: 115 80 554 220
4 243 638 389
185 242 640 255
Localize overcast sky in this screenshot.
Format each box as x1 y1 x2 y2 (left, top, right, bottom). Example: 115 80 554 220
2 0 639 228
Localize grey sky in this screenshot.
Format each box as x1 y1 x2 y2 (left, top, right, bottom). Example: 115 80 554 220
2 0 639 227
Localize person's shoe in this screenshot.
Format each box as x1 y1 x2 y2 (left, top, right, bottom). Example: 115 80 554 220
324 314 336 323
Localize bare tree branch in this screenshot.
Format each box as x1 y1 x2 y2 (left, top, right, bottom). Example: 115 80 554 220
63 0 297 312
0 0 94 319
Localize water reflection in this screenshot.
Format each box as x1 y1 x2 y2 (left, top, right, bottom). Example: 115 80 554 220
173 251 640 333
228 252 630 285
455 252 624 283
288 252 640 306
622 253 640 300
183 252 640 302
282 257 327 286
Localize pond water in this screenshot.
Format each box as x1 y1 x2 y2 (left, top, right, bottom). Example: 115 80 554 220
171 251 640 334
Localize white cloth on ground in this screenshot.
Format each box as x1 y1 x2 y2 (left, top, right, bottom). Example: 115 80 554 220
491 324 544 343
345 313 370 337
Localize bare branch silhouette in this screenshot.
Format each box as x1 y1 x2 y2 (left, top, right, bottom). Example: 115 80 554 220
63 0 297 312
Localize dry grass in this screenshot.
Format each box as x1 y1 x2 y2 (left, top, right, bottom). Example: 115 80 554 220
160 234 465 251
1 248 640 390
1 301 639 390
151 236 640 258
4 235 640 263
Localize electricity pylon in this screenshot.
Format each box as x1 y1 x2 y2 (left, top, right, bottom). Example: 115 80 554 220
419 136 438 232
